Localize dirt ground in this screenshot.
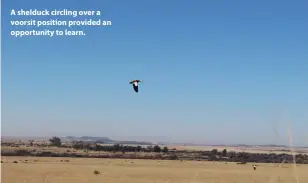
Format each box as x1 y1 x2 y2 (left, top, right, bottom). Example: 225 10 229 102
2 156 308 183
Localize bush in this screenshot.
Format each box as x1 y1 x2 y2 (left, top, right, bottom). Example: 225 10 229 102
93 170 100 175
16 149 31 156
165 154 178 160
153 145 161 153
49 136 62 147
162 147 169 153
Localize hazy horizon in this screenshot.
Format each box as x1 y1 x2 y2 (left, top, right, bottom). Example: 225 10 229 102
1 134 307 147
2 1 308 147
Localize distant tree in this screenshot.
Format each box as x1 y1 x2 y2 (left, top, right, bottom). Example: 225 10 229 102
83 143 91 152
153 145 161 153
121 145 126 154
145 145 153 152
208 154 218 161
211 149 218 155
95 144 102 154
162 146 169 153
227 151 237 158
72 141 83 149
222 149 227 157
29 140 34 146
49 136 62 147
136 146 142 152
113 144 120 153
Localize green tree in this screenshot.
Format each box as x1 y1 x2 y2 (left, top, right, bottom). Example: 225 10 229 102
222 149 227 157
136 145 142 152
153 145 161 153
146 145 153 152
113 144 120 152
162 146 169 153
211 149 218 155
49 136 62 147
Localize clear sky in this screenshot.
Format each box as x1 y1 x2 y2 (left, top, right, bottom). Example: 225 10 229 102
2 0 308 146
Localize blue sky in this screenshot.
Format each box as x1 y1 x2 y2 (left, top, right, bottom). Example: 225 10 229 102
2 0 308 146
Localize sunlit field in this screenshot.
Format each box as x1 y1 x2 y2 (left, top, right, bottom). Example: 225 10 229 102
2 156 308 183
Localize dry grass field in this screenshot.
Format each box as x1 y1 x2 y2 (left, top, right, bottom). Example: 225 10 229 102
2 156 308 183
166 145 308 155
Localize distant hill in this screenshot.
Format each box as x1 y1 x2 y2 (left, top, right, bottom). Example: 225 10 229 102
64 136 153 145
65 136 113 143
115 141 153 145
256 144 289 148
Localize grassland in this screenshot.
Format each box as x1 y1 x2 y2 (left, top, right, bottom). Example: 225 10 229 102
2 156 308 183
166 145 308 155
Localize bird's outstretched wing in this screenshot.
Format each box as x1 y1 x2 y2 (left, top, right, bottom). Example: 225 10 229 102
133 84 138 92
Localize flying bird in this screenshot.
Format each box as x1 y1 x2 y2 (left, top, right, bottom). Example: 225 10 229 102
129 79 143 93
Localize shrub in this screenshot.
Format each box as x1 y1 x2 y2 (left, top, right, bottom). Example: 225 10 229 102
93 170 100 175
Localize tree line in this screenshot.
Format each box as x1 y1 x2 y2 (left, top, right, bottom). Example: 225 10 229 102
2 136 308 164
48 136 308 164
71 142 169 153
48 136 170 153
